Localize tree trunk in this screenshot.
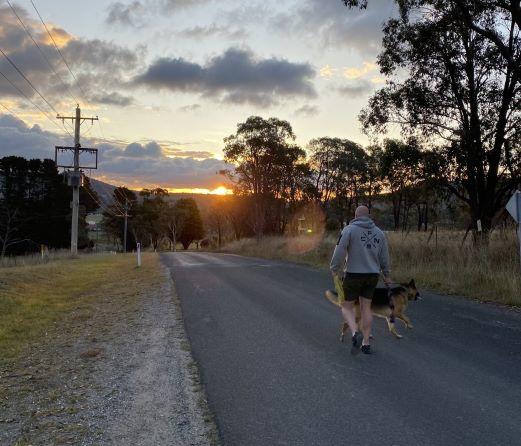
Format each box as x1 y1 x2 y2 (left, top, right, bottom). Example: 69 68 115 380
171 227 176 252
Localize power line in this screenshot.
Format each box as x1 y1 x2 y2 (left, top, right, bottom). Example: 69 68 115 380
113 187 130 214
0 101 24 121
82 122 95 136
30 0 90 103
97 118 106 140
90 175 127 214
0 69 72 136
85 172 124 213
5 0 79 106
83 180 121 217
0 46 59 115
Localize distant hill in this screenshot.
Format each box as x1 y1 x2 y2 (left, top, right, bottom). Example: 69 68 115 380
89 178 117 205
88 178 230 212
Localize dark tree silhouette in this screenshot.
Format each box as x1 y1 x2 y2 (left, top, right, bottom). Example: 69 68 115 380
0 156 98 255
344 0 521 234
174 198 204 250
223 116 307 237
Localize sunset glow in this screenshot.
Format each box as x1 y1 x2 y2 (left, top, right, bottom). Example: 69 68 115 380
168 187 233 196
0 0 394 192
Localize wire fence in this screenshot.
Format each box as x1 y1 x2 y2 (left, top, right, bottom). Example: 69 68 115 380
0 249 117 269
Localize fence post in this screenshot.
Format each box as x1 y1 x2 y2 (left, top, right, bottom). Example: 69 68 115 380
137 243 141 268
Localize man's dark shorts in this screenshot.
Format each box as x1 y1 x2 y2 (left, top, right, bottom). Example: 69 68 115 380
342 273 380 302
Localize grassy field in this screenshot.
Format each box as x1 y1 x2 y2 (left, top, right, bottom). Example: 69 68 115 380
0 252 162 365
221 229 521 306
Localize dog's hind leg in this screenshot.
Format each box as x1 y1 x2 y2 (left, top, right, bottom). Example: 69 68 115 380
396 314 414 329
386 316 403 339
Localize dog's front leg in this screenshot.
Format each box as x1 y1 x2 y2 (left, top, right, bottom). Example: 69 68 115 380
340 322 349 342
386 317 403 339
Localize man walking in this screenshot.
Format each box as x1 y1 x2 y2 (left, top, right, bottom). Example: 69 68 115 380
329 206 391 355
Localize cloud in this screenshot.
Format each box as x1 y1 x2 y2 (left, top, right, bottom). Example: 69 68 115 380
160 0 211 13
134 48 316 106
123 141 163 158
319 65 337 79
0 113 230 190
0 114 68 160
99 155 231 190
177 24 247 41
0 4 142 109
336 80 373 98
167 148 214 159
91 92 135 106
271 0 395 55
177 103 201 112
106 1 146 27
106 0 211 27
343 62 377 80
295 104 319 117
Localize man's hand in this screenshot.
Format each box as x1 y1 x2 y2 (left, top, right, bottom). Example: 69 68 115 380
383 276 392 288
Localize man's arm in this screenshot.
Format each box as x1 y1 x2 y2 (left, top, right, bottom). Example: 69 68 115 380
330 228 350 276
379 232 391 284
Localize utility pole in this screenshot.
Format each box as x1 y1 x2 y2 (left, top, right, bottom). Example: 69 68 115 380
123 198 128 253
56 106 98 256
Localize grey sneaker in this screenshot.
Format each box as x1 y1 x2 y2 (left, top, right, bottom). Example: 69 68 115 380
351 331 363 355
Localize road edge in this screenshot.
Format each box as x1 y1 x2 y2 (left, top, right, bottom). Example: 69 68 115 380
163 259 221 446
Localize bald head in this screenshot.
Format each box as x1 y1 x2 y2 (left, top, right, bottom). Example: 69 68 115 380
355 205 370 218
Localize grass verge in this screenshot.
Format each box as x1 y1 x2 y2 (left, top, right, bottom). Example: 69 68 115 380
220 230 521 306
0 252 161 366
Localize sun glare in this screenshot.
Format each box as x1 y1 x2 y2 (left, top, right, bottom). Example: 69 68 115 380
210 186 233 195
166 186 233 195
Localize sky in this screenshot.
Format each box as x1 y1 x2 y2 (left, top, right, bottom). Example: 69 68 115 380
0 0 396 192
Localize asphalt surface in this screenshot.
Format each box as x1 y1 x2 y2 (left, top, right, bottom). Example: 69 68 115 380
162 252 521 446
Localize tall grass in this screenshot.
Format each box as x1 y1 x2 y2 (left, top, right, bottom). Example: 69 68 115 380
221 229 521 306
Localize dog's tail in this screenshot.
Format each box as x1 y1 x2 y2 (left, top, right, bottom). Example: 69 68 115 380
324 289 342 307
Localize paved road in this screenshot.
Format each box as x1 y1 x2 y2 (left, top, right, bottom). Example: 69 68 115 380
162 252 521 446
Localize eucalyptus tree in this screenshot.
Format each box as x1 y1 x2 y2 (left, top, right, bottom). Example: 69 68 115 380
344 0 521 234
224 116 307 236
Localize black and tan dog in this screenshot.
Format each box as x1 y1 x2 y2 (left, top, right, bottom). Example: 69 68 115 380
324 280 420 340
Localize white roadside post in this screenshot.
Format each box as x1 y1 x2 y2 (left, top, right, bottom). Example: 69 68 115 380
506 191 521 271
137 243 142 268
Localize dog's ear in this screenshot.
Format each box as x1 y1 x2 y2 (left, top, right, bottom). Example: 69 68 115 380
409 279 416 288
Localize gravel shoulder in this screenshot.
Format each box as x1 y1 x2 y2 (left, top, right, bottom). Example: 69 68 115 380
0 255 217 445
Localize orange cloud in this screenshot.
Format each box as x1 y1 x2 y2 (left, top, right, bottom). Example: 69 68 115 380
41 26 73 48
343 62 377 80
319 64 336 79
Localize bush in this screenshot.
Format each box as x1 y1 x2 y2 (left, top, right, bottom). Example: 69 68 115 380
325 218 341 232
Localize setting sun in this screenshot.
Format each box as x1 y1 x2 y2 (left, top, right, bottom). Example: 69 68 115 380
167 186 233 195
210 186 233 195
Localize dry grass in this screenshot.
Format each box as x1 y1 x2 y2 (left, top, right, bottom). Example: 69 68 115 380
0 250 112 268
0 252 161 365
221 229 521 306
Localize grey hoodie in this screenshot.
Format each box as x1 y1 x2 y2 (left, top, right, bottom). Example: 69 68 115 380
330 216 390 278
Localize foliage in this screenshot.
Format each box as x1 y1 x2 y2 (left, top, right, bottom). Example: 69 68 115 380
101 186 137 250
345 0 521 233
0 156 98 256
174 198 205 250
309 137 376 222
101 188 206 251
223 116 308 237
222 230 521 306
